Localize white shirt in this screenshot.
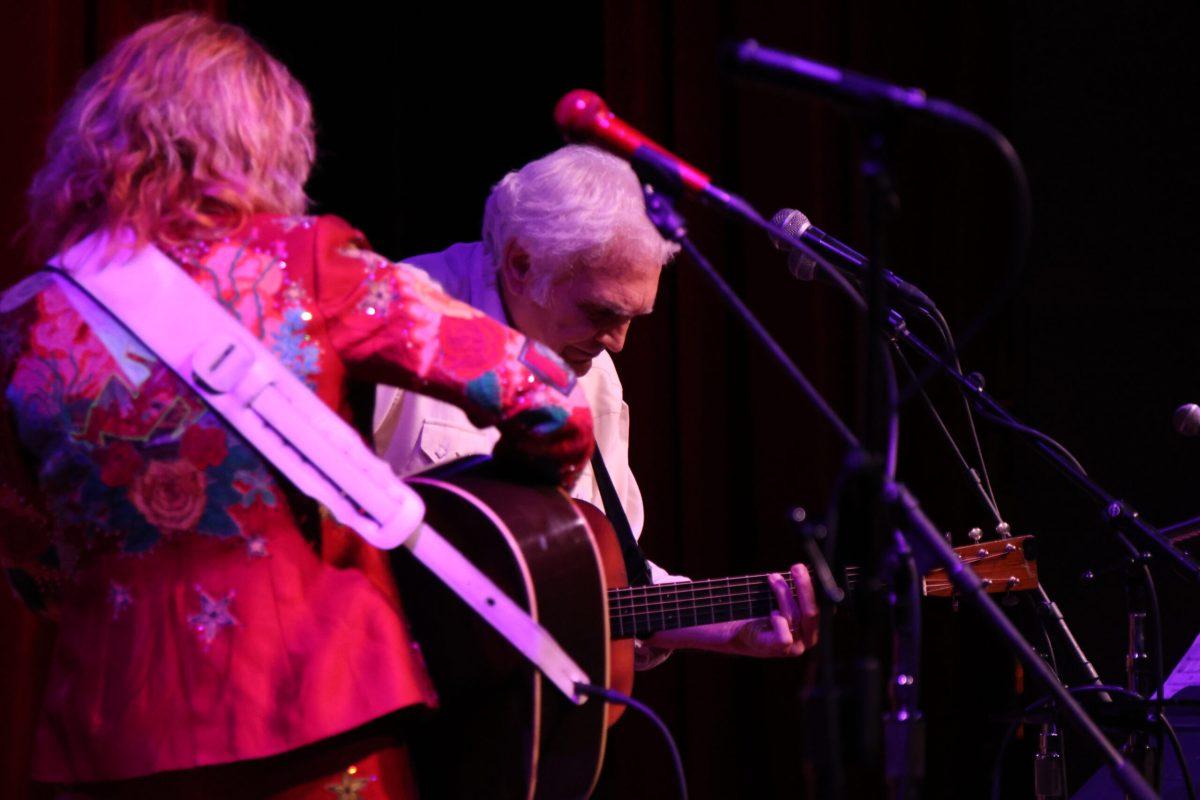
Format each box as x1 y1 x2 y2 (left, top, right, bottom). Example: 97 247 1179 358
373 242 676 585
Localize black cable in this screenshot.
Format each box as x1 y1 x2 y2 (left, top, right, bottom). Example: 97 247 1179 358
969 400 1090 478
575 683 688 800
948 113 1035 358
990 717 1022 800
1162 711 1198 800
890 112 1034 407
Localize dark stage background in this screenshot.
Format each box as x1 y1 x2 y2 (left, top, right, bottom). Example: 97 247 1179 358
4 2 1200 797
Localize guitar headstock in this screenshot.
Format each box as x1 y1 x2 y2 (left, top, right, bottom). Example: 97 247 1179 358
924 535 1039 598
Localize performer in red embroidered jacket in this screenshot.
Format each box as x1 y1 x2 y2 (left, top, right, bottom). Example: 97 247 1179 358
0 13 592 798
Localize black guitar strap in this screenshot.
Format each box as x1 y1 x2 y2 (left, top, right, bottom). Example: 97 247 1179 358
591 448 652 586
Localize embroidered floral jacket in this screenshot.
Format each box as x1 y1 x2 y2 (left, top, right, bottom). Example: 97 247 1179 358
0 214 592 783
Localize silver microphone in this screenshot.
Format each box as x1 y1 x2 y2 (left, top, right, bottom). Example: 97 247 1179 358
768 207 937 310
769 208 818 281
1173 404 1200 437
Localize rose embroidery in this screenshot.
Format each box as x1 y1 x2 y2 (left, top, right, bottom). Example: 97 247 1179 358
96 440 144 487
436 316 508 380
180 424 228 470
129 459 207 531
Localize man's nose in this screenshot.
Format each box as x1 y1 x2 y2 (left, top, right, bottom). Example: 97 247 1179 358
599 321 631 353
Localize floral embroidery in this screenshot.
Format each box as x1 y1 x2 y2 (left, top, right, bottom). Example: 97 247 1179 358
96 440 144 487
179 424 228 469
235 468 278 508
169 232 323 384
188 584 239 648
436 315 509 380
72 411 259 553
129 459 207 531
0 213 594 596
271 306 321 387
9 354 265 553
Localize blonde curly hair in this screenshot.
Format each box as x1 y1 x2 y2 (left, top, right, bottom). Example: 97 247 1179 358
27 13 315 260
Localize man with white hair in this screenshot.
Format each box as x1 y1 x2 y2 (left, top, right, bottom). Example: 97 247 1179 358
375 145 817 659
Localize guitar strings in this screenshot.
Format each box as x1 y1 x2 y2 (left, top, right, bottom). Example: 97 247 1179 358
609 550 1031 627
608 549 1025 609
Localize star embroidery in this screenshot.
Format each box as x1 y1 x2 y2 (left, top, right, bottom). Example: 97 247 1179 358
108 581 133 620
235 468 279 509
244 534 270 559
187 584 239 648
325 765 375 799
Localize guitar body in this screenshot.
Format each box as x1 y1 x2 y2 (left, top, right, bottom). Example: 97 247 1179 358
572 500 634 725
393 457 611 800
390 457 1038 799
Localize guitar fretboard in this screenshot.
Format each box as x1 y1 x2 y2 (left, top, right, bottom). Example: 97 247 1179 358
608 541 1032 639
607 571 863 639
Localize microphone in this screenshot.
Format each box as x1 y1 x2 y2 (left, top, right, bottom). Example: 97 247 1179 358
770 208 936 310
1174 404 1200 437
554 90 874 307
726 40 978 127
769 209 818 281
555 89 737 208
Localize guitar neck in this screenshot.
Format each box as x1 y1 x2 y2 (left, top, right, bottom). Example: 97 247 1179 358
609 573 803 640
608 535 1037 640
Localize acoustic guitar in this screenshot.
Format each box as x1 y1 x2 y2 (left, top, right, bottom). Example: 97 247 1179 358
394 457 1039 798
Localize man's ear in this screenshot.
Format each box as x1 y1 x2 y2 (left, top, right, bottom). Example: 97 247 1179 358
499 240 532 297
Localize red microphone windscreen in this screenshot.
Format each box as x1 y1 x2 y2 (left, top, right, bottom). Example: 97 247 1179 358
554 89 609 138
553 89 714 193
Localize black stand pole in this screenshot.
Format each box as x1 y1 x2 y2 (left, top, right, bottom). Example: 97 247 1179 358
797 516 846 799
858 121 928 800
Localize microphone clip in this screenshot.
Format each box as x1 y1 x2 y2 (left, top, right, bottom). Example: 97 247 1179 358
640 180 688 244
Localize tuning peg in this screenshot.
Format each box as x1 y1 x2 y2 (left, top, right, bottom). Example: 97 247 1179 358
1002 578 1020 607
968 527 983 544
995 521 1012 539
944 531 953 545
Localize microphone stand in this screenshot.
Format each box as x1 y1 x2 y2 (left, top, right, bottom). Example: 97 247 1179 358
628 151 1160 800
857 118 925 800
897 343 1103 798
888 311 1193 791
637 173 881 799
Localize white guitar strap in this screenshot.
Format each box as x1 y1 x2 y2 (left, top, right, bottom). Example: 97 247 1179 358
38 232 589 702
